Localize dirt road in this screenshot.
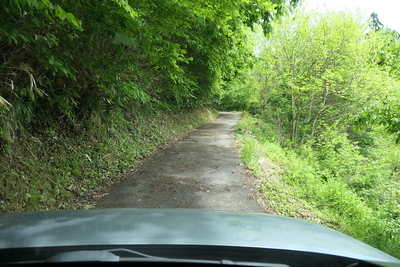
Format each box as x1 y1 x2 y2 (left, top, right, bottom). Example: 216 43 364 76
98 112 263 212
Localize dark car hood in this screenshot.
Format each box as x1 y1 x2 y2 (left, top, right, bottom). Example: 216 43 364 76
0 209 399 266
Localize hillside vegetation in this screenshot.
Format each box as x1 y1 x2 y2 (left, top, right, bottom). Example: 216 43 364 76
229 10 400 258
2 106 219 211
1 0 399 259
0 0 297 211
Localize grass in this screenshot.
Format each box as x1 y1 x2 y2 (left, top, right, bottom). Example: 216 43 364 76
0 107 218 212
236 113 400 259
237 133 330 223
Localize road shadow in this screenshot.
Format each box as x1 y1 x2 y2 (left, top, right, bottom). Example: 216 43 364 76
97 112 263 212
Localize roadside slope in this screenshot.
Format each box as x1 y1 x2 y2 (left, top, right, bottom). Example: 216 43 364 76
0 108 217 212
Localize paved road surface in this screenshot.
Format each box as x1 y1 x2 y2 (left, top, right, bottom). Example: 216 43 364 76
98 112 263 212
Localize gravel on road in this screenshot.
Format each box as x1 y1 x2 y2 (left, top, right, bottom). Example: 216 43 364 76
97 112 264 212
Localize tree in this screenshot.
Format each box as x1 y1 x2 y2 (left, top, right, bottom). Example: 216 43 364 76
0 0 299 153
368 27 400 79
370 12 384 31
353 100 400 143
352 18 400 144
256 11 372 144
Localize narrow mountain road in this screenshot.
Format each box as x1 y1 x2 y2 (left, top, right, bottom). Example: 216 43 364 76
97 112 264 212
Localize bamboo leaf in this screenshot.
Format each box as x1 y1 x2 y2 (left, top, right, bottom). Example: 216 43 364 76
0 96 12 110
18 62 34 73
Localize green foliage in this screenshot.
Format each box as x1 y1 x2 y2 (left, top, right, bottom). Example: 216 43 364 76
0 0 298 214
0 107 217 212
237 114 400 258
255 10 373 144
229 7 400 258
309 128 370 184
368 24 400 79
240 135 261 172
348 20 400 143
370 13 384 32
353 99 400 143
237 113 279 142
0 0 298 153
218 70 260 111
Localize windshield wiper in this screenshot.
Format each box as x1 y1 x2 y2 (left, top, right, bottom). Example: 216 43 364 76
43 248 289 266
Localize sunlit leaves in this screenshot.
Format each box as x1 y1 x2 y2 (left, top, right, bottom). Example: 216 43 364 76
257 11 371 143
353 101 400 143
0 0 298 152
111 0 137 19
10 0 82 29
368 29 400 79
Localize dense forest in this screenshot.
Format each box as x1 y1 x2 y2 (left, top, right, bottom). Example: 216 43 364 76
1 0 399 259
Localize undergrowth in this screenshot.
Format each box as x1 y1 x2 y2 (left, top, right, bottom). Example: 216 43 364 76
0 107 218 212
236 113 400 259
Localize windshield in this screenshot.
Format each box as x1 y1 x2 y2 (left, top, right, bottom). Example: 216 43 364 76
1 1 399 266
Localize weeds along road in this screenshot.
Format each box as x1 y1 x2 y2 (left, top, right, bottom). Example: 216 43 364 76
98 112 264 212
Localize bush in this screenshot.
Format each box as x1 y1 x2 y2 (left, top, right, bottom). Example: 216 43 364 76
237 113 400 258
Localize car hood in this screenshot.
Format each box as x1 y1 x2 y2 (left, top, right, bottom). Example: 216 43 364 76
0 209 399 266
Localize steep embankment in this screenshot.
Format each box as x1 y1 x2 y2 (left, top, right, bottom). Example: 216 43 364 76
0 107 218 212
